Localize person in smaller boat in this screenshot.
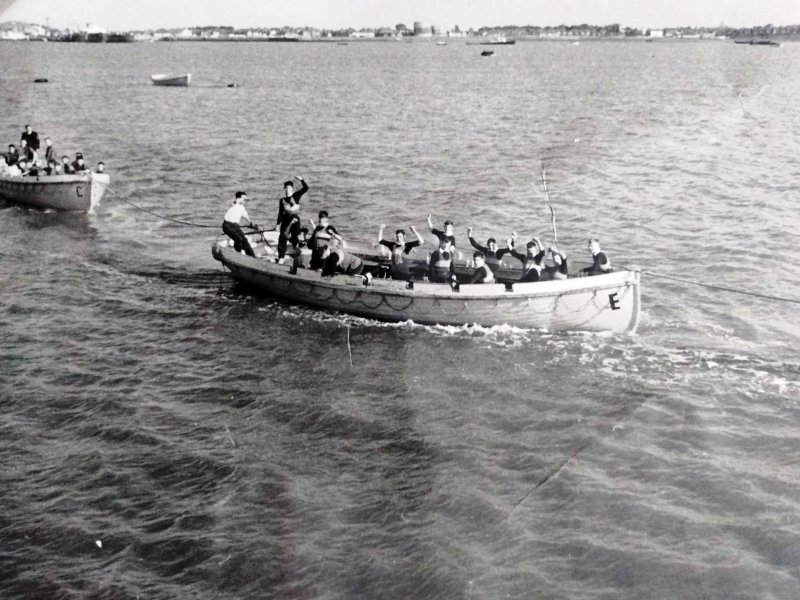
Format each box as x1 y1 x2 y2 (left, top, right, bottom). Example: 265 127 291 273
96 161 105 174
4 144 19 166
20 124 40 152
44 138 56 164
540 246 569 281
467 227 513 271
61 155 74 174
44 159 58 176
508 236 545 282
428 237 456 283
469 252 495 284
19 139 36 165
319 244 363 277
275 175 309 264
582 238 612 275
427 214 457 248
378 224 423 280
222 191 257 257
72 152 89 173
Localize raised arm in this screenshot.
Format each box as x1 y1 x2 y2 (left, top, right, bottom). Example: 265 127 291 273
467 228 486 253
426 213 434 232
377 223 386 244
409 225 423 245
293 175 309 201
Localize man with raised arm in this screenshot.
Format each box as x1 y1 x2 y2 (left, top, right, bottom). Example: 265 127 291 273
275 175 309 264
377 223 423 280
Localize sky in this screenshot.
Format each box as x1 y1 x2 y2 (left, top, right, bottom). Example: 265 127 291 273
1 0 799 31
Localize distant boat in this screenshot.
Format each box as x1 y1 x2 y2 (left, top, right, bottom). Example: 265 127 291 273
436 41 447 46
0 171 110 212
481 50 495 57
734 39 781 47
150 73 191 87
480 34 515 45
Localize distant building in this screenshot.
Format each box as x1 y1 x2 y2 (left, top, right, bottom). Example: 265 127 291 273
648 29 665 37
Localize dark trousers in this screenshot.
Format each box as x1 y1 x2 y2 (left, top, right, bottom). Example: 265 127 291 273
223 221 255 257
277 216 300 259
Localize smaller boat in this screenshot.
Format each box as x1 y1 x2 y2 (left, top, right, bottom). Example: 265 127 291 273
0 171 110 212
734 39 781 47
150 73 191 87
436 41 447 46
33 78 49 83
481 50 495 57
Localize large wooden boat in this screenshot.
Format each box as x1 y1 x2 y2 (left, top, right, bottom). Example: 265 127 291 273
150 73 191 87
0 171 110 212
211 236 641 333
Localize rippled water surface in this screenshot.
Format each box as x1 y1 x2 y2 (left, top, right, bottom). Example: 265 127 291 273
1 40 799 599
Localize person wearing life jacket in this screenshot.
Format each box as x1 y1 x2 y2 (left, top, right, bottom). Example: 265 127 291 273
428 237 456 283
582 238 612 275
508 236 545 282
469 252 495 284
427 214 457 249
291 228 313 270
540 246 569 281
309 210 344 269
467 227 512 272
275 175 309 264
377 223 423 280
319 244 363 277
222 191 257 257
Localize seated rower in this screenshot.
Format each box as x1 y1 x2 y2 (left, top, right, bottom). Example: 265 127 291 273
508 236 545 282
428 238 456 283
319 244 363 277
222 191 257 257
378 223 423 280
467 227 512 271
61 155 74 174
470 252 495 284
540 246 569 281
427 214 456 248
582 238 612 275
19 139 36 164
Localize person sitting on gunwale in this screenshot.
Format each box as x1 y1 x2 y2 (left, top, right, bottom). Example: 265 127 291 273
467 227 513 271
469 252 495 284
5 144 19 166
428 237 456 283
540 246 569 281
582 238 612 275
427 214 457 249
319 244 364 277
222 191 257 257
508 236 546 282
378 223 423 280
275 175 309 264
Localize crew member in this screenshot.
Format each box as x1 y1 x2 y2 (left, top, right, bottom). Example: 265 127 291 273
467 227 513 271
540 246 569 281
319 244 363 277
428 238 456 283
469 252 495 283
582 238 611 275
427 214 457 248
378 223 423 280
275 175 309 264
20 124 40 152
222 191 257 257
508 236 546 282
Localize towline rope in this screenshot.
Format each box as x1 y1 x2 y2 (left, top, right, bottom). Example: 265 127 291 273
642 270 800 306
106 188 218 228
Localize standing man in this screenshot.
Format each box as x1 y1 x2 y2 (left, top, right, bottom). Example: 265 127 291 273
275 175 309 264
20 124 40 153
222 191 257 257
44 137 56 164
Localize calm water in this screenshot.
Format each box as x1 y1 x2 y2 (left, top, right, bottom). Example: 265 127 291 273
1 39 799 599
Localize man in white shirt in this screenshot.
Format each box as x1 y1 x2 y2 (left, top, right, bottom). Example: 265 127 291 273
222 191 257 256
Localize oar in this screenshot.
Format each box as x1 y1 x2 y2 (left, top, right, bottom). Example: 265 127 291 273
541 163 558 246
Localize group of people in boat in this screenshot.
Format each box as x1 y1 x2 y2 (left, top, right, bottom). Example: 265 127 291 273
1 124 103 178
222 177 612 286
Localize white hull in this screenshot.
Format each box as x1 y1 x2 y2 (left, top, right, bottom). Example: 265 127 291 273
150 73 191 87
212 241 641 333
0 172 110 212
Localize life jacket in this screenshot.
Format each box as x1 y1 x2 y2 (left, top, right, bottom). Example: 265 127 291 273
312 225 333 248
430 250 452 270
542 255 568 280
479 265 495 283
281 197 300 217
